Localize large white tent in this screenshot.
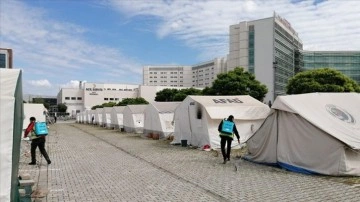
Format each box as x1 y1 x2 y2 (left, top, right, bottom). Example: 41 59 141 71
143 102 181 139
246 93 360 176
123 104 148 133
172 95 270 149
0 69 23 202
102 107 113 128
110 106 125 130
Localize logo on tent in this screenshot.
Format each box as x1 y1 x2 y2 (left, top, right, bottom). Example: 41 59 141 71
325 104 355 124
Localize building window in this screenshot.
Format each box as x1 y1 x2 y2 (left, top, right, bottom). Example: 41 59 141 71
110 98 114 101
115 98 119 101
65 97 70 100
104 98 108 100
71 97 76 100
77 97 82 100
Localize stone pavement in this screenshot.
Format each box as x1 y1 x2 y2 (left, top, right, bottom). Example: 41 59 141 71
18 122 360 202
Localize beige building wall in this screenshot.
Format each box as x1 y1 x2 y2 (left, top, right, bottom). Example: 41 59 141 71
57 88 84 116
82 83 139 110
191 57 227 87
143 65 193 87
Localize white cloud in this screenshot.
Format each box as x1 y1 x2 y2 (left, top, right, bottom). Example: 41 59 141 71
28 79 52 88
110 0 360 59
60 80 87 89
1 0 143 95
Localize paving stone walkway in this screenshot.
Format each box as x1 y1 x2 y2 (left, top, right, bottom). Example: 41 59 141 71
18 122 360 202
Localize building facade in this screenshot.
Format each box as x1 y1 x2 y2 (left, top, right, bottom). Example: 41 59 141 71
0 48 13 69
57 83 202 115
191 57 227 87
57 88 84 117
143 57 227 88
143 65 193 87
227 12 303 103
301 51 360 84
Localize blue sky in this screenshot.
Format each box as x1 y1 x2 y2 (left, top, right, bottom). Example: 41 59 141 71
1 0 359 96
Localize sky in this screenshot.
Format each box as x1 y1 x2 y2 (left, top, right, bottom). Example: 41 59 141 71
1 0 359 96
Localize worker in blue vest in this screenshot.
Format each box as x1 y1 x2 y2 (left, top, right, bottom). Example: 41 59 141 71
24 117 51 165
218 115 240 164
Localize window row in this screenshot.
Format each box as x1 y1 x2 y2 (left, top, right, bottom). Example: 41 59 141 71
104 98 120 101
65 97 82 100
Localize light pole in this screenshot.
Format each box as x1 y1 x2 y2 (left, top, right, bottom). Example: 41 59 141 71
272 61 278 102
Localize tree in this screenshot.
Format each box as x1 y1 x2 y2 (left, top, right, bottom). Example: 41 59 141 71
117 97 149 106
91 102 117 109
155 88 203 101
203 67 268 101
57 103 67 113
286 68 360 94
91 105 103 110
155 88 179 101
32 97 50 109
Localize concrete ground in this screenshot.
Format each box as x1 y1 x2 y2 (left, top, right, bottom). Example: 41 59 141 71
18 122 360 202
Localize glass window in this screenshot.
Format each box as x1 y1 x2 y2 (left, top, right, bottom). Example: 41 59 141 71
104 98 108 100
77 97 82 100
0 54 6 68
71 97 76 100
65 97 70 100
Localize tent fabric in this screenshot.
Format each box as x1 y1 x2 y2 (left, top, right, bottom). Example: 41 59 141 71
0 69 23 202
191 96 270 120
102 107 113 128
95 108 103 126
110 106 125 130
272 93 360 149
246 93 360 176
123 105 148 133
143 102 181 139
89 110 96 124
172 95 270 149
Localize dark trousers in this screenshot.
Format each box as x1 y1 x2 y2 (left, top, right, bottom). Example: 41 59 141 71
31 138 50 163
220 136 233 160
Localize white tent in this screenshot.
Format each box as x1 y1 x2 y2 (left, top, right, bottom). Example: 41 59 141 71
246 93 360 176
95 108 103 126
85 110 92 124
123 104 148 133
76 112 81 123
102 107 113 128
23 103 46 131
143 102 181 139
172 95 270 149
81 110 87 123
0 69 23 202
110 106 125 130
89 110 96 124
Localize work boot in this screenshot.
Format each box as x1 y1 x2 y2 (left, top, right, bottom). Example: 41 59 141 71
28 162 36 165
223 159 227 164
47 160 51 165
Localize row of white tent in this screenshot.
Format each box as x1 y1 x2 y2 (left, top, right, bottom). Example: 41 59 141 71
77 95 271 149
77 93 360 176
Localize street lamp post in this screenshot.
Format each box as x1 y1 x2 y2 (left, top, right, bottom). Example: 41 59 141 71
273 61 278 102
